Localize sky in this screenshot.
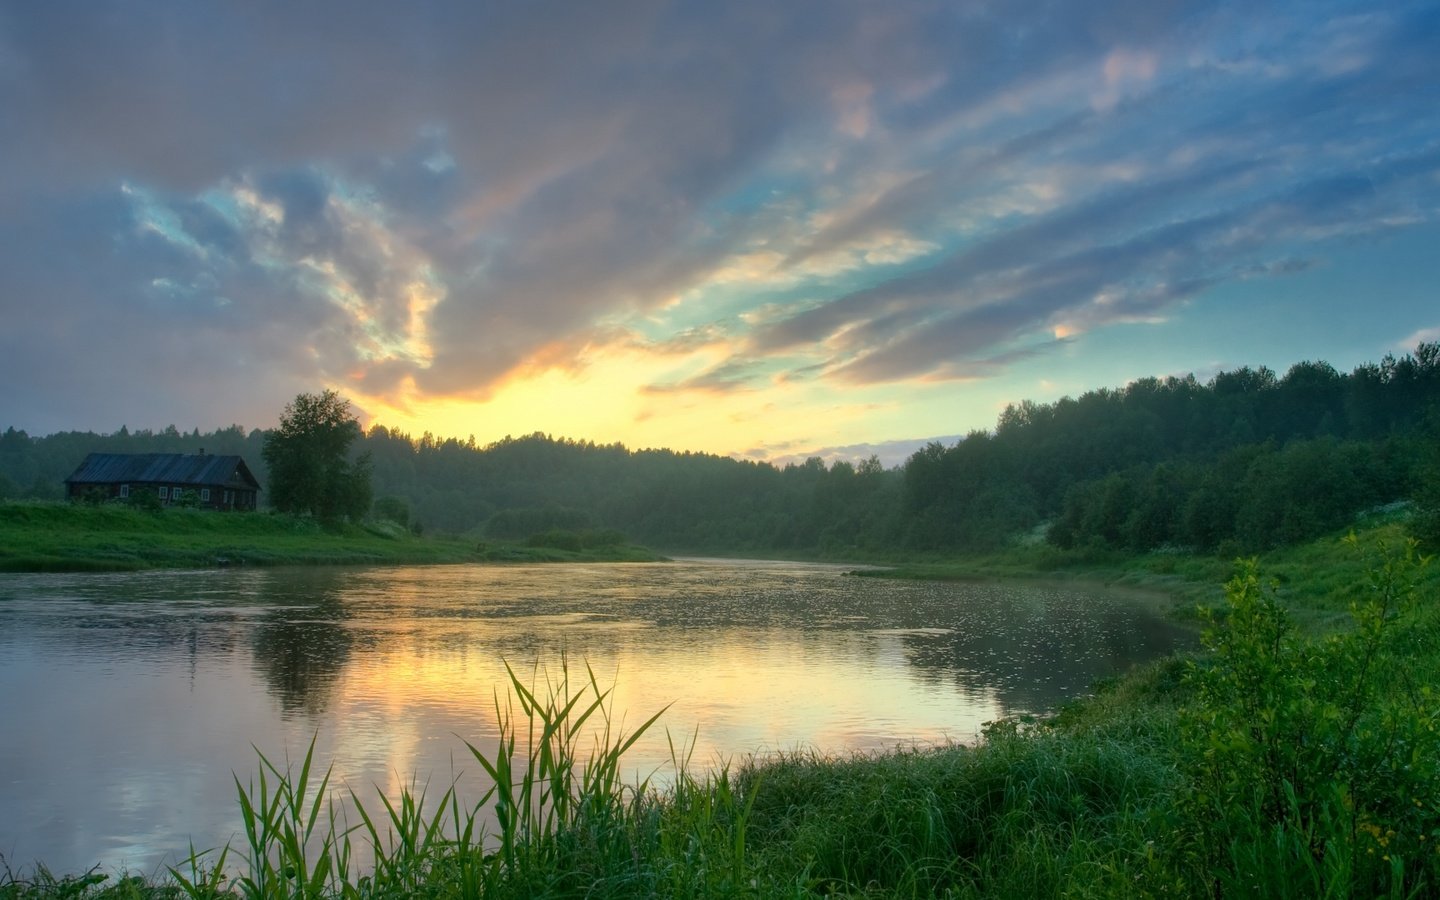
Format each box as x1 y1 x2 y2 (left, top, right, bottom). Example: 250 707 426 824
2 1 1438 466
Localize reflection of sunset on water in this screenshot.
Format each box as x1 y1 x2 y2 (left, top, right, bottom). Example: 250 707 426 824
323 630 1010 795
0 560 1191 874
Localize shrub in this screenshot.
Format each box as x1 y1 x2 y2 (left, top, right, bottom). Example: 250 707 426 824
372 495 410 528
124 487 163 513
1180 539 1440 896
486 506 594 541
525 529 583 552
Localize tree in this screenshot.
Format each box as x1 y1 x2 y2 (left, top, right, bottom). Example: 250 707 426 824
263 390 372 521
1410 410 1440 552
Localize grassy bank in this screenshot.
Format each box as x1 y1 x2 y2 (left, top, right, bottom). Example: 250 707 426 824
2 525 1437 898
0 501 664 572
855 513 1434 624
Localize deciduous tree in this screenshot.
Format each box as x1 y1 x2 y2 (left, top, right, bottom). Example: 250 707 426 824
263 390 372 521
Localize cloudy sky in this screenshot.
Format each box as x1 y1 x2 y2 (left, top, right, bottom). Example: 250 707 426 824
2 1 1437 463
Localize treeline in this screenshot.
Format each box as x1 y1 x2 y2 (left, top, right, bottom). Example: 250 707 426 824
363 428 901 554
913 345 1440 554
0 424 267 502
0 421 903 555
3 343 1438 556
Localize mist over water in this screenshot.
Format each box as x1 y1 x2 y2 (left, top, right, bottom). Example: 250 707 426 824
0 561 1192 875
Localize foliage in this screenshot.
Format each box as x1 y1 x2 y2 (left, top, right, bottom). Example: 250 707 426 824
161 660 691 900
484 506 593 542
124 487 164 513
1410 414 1440 553
3 342 1439 555
263 391 372 523
173 489 203 510
524 529 627 552
371 495 410 529
0 863 174 899
1180 540 1440 896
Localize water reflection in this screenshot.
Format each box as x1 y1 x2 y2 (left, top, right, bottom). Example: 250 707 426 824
888 588 1189 711
0 561 1193 875
248 570 353 717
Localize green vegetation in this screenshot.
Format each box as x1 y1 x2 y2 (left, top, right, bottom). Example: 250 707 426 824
263 391 372 523
2 527 1437 898
4 344 1439 560
1180 542 1440 895
0 502 662 572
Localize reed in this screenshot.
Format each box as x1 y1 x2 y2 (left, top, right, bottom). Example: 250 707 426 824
160 658 717 900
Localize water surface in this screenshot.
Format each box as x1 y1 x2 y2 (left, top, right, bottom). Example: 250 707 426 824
0 560 1192 874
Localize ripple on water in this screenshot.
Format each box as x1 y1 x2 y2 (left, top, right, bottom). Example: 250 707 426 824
0 561 1193 876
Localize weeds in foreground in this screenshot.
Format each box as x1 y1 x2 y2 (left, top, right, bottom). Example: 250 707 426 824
177 658 726 899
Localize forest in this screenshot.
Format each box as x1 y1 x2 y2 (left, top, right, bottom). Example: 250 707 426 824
3 342 1439 557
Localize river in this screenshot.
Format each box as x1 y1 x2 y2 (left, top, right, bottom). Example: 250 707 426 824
0 559 1192 875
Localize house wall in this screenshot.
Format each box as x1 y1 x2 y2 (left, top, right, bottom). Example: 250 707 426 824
68 482 257 511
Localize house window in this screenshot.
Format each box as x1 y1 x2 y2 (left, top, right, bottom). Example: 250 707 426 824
159 486 168 500
119 485 130 499
224 490 232 505
201 488 211 502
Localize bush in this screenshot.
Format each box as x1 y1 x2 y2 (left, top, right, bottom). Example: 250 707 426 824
373 495 410 528
174 489 202 509
579 528 626 548
124 487 163 513
524 529 584 551
522 528 629 552
1180 539 1440 896
486 506 594 541
76 487 109 506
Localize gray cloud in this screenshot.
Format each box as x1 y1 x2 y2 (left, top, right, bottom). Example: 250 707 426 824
758 141 1440 385
0 193 331 433
758 434 967 469
642 359 769 396
751 159 1266 354
1 0 1437 434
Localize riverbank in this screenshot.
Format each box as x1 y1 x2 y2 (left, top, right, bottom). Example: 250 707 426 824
855 517 1431 627
1 522 1436 898
0 501 664 572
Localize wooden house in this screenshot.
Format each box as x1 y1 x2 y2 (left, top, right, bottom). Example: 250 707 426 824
64 452 261 510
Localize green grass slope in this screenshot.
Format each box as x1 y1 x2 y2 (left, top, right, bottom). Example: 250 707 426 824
0 501 664 572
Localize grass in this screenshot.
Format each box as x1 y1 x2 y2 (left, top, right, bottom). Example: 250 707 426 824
0 667 1197 899
2 523 1437 898
854 521 1440 623
0 501 665 572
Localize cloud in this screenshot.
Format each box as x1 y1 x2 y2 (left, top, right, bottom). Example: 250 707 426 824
751 158 1264 350
1 0 1437 441
748 140 1440 386
1398 327 1440 349
755 434 966 469
642 359 770 396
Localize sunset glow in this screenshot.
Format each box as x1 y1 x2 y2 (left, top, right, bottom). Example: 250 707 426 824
2 2 1437 462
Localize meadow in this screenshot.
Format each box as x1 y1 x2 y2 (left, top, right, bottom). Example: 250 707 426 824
0 502 662 572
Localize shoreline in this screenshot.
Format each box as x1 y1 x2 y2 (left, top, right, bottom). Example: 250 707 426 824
0 500 666 573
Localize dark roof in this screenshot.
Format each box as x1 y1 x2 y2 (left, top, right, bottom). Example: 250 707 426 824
65 453 262 491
